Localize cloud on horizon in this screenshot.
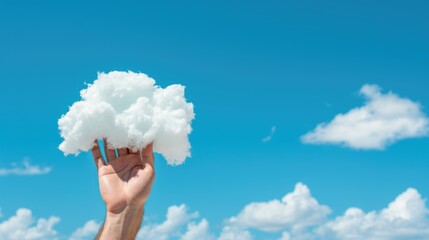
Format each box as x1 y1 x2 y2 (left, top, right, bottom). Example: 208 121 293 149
316 187 429 239
69 220 100 240
220 183 429 240
0 160 51 176
136 204 211 240
226 183 331 232
301 84 429 150
0 208 59 240
2 183 428 240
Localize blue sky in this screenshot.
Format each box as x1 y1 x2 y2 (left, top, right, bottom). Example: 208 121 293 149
0 1 428 239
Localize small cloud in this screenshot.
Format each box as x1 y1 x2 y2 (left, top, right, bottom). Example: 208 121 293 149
278 232 291 240
0 159 51 176
301 84 429 149
317 188 429 239
262 126 276 142
69 220 101 240
225 183 331 232
0 208 60 239
137 204 199 240
181 219 213 240
218 226 252 240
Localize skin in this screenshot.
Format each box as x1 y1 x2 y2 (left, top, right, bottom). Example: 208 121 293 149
92 139 155 240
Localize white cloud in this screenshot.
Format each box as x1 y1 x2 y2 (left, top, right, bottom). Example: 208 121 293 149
58 71 195 165
181 219 213 240
262 126 276 142
278 232 291 240
218 226 252 240
0 208 60 240
2 183 427 240
137 204 198 240
0 160 51 176
317 188 429 240
69 220 100 240
228 183 331 232
301 84 429 149
216 183 429 240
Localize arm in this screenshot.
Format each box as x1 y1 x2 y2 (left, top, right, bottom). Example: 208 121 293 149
92 140 155 240
95 207 143 240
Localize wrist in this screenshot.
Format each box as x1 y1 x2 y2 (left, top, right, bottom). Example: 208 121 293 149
106 205 144 221
99 206 144 240
107 202 144 214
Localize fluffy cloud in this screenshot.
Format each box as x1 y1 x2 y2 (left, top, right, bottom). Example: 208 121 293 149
3 184 427 240
58 71 195 165
278 232 291 240
10 187 424 240
317 188 429 240
218 226 252 240
301 84 429 149
228 183 331 232
137 204 251 240
69 220 100 240
181 219 213 240
0 160 51 176
0 208 60 240
216 183 429 240
137 204 199 240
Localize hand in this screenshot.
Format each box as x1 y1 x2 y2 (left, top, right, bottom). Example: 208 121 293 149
92 140 155 240
92 140 156 213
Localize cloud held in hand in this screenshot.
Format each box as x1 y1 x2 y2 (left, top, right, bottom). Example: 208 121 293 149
58 71 195 165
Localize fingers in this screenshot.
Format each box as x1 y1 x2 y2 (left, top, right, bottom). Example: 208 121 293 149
141 143 155 168
128 148 139 154
103 139 117 162
117 148 128 157
92 140 106 170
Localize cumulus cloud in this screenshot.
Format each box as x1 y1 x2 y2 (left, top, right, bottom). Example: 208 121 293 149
217 183 429 240
262 126 276 142
301 84 429 149
58 71 195 165
228 183 331 232
218 226 252 240
3 184 427 240
0 160 51 176
317 188 429 240
181 219 213 240
69 220 100 240
278 232 292 240
0 208 60 240
137 204 199 240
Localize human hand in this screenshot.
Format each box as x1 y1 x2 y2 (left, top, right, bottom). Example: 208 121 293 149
92 140 155 239
92 139 155 213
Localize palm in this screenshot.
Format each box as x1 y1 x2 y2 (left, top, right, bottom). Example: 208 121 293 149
92 141 155 213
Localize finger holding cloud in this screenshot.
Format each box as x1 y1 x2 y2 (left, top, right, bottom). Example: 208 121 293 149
117 148 128 157
91 140 105 170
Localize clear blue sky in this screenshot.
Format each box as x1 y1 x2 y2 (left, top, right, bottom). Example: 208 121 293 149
0 0 428 239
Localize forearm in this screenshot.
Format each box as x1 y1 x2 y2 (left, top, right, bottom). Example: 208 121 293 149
96 206 144 240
